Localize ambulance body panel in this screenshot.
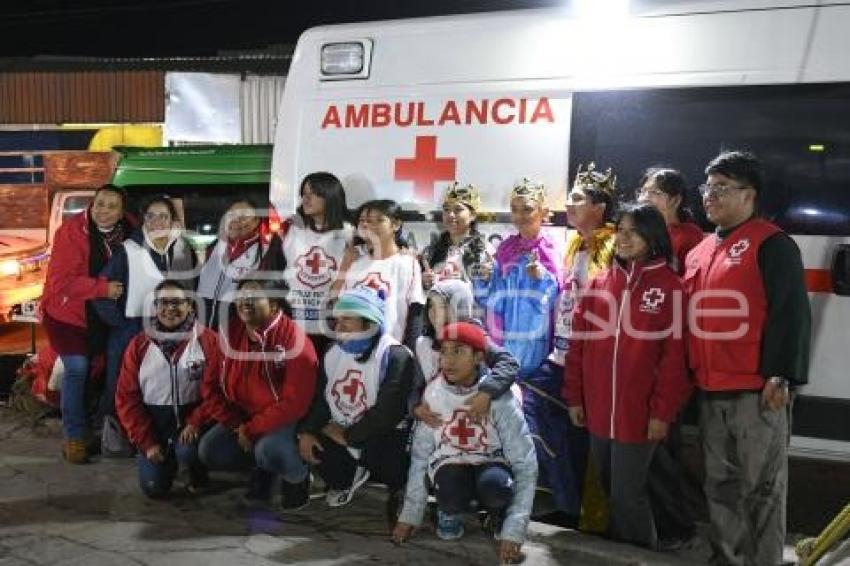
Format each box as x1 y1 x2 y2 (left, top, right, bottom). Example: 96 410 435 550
272 1 850 461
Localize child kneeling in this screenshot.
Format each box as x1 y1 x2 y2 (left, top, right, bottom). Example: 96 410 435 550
393 322 537 564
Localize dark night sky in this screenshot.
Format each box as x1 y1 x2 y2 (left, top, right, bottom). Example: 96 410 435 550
0 0 563 58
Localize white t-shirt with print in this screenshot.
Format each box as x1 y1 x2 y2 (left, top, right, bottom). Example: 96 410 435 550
343 252 425 343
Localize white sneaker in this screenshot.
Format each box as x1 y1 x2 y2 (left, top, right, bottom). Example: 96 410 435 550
325 466 370 507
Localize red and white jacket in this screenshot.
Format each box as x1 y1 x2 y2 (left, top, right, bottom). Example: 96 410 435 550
201 312 318 441
115 323 220 452
563 259 691 443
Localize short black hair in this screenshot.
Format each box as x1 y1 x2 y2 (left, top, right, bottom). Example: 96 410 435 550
154 279 187 293
705 151 763 195
298 172 350 232
639 167 693 222
615 202 673 264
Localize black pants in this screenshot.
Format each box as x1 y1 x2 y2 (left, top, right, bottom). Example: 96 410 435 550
590 435 658 549
434 462 514 516
648 420 697 540
314 428 409 491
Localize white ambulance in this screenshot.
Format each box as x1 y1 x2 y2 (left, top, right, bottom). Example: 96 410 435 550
271 0 850 461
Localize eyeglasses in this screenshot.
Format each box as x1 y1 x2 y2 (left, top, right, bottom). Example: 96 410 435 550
155 298 189 309
145 212 171 223
698 183 749 199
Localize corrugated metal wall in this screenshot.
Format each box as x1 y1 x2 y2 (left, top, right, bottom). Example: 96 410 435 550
0 71 165 124
241 75 285 144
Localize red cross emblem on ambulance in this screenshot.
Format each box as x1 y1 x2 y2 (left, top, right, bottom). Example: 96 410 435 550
330 369 368 421
394 135 457 202
441 408 488 452
357 272 391 297
295 246 337 289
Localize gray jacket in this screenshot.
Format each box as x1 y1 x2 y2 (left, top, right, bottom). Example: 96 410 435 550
398 368 537 544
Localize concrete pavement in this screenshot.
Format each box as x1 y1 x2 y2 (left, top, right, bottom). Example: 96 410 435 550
0 409 707 565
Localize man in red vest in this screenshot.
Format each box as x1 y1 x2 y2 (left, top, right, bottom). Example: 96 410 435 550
684 151 810 566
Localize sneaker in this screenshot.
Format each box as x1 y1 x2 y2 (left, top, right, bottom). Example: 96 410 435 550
245 468 274 501
62 439 90 464
436 510 465 541
281 474 311 511
325 466 370 507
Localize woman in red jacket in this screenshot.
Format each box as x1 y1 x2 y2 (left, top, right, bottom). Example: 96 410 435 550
115 280 218 497
41 184 132 463
637 167 703 547
564 202 691 549
198 277 318 511
636 168 704 276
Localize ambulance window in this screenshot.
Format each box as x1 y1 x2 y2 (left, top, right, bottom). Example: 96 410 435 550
570 84 850 235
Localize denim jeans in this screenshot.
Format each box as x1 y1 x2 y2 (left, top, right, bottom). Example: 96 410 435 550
138 441 201 498
99 323 140 420
198 423 307 484
434 463 514 515
59 354 89 440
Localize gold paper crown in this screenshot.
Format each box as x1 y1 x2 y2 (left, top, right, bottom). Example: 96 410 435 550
574 163 617 196
443 181 482 213
510 177 547 203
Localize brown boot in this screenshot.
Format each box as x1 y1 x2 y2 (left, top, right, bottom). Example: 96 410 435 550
63 439 89 464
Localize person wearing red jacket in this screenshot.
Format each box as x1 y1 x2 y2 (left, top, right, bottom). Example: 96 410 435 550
636 167 704 276
198 277 318 511
686 151 810 566
636 167 704 547
115 280 217 498
564 202 690 550
41 185 132 464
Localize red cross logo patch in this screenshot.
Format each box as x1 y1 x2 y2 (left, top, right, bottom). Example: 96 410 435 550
441 409 488 452
356 272 392 297
394 135 457 202
295 246 337 289
728 238 750 258
330 369 368 421
640 287 666 313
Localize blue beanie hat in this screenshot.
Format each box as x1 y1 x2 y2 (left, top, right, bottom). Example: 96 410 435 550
333 286 386 330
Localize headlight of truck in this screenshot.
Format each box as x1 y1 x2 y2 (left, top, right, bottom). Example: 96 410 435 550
0 260 20 277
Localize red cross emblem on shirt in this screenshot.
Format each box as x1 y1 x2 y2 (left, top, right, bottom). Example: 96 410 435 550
729 238 751 258
356 272 391 297
296 246 337 289
330 369 367 422
394 135 457 202
441 409 487 451
641 287 666 311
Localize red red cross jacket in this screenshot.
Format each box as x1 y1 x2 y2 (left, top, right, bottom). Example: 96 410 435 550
563 259 691 443
201 311 318 441
115 323 220 453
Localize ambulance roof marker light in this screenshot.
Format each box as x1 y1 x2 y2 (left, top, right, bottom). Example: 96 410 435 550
320 41 372 80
